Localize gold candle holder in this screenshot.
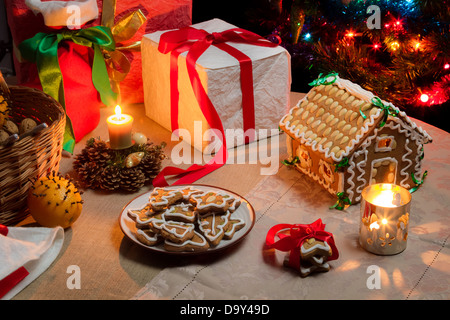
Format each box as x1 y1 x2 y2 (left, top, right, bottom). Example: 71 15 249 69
359 183 412 255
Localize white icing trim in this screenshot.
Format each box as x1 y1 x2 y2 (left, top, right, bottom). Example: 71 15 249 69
136 228 159 242
374 135 396 152
161 221 195 239
280 75 432 163
301 240 330 254
164 203 196 222
164 231 208 248
224 218 245 237
198 211 231 242
400 138 413 188
370 157 398 185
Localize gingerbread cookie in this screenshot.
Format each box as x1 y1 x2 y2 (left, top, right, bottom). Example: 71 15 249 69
299 260 331 278
224 217 246 240
191 191 234 214
128 204 160 229
179 186 203 201
223 195 241 212
135 228 162 246
128 186 247 252
159 220 195 244
300 238 332 261
149 187 183 211
164 202 197 223
164 231 210 252
197 211 231 246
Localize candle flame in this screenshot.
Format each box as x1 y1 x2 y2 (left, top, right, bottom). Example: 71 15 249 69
371 189 397 207
115 105 122 120
381 219 388 225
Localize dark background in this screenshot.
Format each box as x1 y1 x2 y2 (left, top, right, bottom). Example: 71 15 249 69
1 0 448 132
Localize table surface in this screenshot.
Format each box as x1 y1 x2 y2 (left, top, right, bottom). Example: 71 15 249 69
12 92 450 300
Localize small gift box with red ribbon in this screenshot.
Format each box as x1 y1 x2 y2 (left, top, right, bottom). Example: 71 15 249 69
265 219 339 277
142 18 291 154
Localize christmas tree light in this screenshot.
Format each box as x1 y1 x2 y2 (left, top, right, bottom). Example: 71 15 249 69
247 0 450 131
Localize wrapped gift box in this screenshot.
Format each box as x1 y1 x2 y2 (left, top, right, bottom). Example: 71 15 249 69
142 19 291 152
5 0 193 105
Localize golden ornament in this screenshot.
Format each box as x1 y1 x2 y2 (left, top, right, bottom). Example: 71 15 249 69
27 172 83 228
125 151 144 168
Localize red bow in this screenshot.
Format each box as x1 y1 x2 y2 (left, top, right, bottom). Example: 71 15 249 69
0 224 8 236
152 26 278 187
265 219 339 270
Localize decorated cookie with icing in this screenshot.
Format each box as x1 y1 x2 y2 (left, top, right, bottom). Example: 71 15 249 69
164 202 197 223
224 217 246 240
149 187 183 211
299 259 331 278
179 186 203 201
164 231 210 252
135 228 162 246
127 204 162 229
300 238 332 261
197 211 231 246
191 191 233 214
159 220 195 244
223 195 241 212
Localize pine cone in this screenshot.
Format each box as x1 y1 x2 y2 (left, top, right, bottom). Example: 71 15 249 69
86 138 112 166
139 154 163 181
119 168 146 192
139 143 166 181
76 162 102 189
99 165 121 191
73 148 90 170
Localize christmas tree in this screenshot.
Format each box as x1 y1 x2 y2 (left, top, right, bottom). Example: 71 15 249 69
243 0 450 131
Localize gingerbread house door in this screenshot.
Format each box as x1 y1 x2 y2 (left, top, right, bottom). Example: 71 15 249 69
369 158 398 185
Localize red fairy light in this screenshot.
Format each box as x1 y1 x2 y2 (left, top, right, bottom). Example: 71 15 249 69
420 93 429 103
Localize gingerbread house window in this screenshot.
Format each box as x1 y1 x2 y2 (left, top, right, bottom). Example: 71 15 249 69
319 160 334 184
375 135 396 152
296 146 312 170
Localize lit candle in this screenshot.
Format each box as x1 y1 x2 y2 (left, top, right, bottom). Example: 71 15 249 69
107 105 134 149
359 183 411 255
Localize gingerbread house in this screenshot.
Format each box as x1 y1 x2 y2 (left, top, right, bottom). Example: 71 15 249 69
279 73 432 205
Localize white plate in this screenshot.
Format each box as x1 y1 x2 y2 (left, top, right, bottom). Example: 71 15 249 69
118 184 255 255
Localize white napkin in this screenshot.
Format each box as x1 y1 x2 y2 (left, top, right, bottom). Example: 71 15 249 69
0 225 64 300
25 0 99 28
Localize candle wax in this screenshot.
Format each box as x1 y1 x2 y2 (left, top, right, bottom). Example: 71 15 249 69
107 107 133 149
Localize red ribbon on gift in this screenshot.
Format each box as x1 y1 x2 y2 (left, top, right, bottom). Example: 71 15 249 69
265 219 339 270
152 26 278 187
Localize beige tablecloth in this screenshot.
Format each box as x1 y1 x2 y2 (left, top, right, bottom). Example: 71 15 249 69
133 123 450 300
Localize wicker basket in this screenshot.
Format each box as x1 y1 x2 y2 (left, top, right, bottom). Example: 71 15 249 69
0 86 65 226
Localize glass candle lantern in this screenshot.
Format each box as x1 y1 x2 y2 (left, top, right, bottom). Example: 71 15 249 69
359 183 412 255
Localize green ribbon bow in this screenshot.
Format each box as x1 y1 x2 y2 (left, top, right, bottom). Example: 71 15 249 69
359 96 399 128
282 156 299 166
308 72 339 87
409 171 428 193
334 157 349 172
19 26 118 153
330 192 351 210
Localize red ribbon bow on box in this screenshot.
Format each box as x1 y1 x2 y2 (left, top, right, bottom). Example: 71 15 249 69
152 26 278 187
265 219 339 270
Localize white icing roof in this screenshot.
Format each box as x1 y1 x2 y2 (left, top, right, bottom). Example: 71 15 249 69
280 75 432 163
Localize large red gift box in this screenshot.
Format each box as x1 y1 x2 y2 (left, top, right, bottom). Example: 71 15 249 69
5 0 192 146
